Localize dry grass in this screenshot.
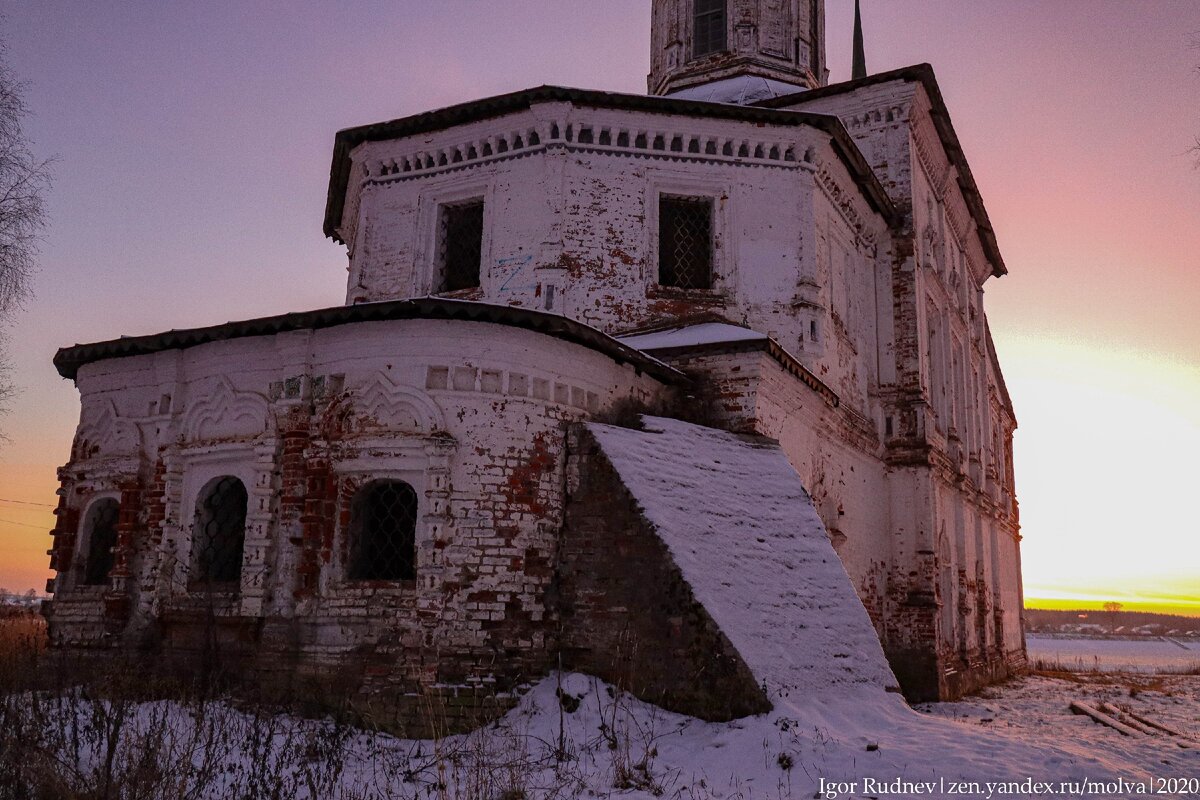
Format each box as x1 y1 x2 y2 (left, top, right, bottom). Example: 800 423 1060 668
0 610 46 694
1027 662 1196 701
0 614 772 798
0 610 46 653
0 622 664 800
1029 654 1200 678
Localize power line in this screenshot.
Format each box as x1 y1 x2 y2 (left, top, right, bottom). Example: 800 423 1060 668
0 497 55 508
0 517 50 530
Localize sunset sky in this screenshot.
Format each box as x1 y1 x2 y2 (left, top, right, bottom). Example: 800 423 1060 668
1 1 1198 615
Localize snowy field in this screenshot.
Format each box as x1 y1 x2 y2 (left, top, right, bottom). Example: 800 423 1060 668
1027 633 1200 673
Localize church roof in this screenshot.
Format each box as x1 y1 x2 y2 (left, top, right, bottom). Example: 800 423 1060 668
618 322 839 407
663 75 809 105
53 298 687 385
322 85 896 242
984 320 1016 417
617 321 768 351
758 63 1008 279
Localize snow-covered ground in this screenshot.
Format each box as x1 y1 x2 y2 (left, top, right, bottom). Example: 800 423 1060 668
1028 633 1200 673
11 669 1196 799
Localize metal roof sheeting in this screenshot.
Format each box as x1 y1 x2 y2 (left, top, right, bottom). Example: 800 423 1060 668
54 298 688 385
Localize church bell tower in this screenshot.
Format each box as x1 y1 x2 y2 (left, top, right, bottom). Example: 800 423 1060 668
649 0 828 97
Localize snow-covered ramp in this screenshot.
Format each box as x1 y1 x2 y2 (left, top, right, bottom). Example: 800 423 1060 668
584 416 897 703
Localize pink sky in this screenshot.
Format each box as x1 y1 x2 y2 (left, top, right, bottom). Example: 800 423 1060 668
2 2 1198 612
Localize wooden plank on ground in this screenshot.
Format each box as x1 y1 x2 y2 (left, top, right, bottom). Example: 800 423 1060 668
1098 703 1158 735
1118 706 1196 743
1069 701 1142 737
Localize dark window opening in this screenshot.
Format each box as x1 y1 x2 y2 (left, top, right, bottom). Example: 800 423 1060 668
438 200 484 292
693 0 727 58
192 476 247 585
347 481 418 581
82 498 120 586
658 196 714 290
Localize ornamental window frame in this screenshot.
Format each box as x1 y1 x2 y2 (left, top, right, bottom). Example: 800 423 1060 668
327 439 441 597
164 441 267 608
645 176 730 297
416 178 494 297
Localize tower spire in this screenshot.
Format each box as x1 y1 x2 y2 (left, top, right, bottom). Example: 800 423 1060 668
851 0 866 80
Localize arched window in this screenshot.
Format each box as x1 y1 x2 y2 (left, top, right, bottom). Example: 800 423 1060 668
192 476 247 586
347 480 418 581
82 498 120 586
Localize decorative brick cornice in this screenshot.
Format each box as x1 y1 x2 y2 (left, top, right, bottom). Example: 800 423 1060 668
816 160 876 247
361 119 807 191
324 85 895 241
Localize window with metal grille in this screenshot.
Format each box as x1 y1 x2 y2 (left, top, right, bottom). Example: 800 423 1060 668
82 498 119 586
658 196 714 290
438 200 484 292
192 476 247 586
347 480 418 581
693 0 727 58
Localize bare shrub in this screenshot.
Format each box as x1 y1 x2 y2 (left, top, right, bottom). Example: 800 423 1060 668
0 626 358 800
0 620 702 800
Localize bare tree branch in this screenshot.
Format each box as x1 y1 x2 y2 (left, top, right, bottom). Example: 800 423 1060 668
0 37 52 439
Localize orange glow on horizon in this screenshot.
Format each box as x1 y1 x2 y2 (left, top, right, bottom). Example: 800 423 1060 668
993 332 1200 622
1025 597 1200 619
0 464 58 595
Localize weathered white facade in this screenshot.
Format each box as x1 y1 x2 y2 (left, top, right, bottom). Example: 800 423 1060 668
49 306 677 717
46 0 1023 713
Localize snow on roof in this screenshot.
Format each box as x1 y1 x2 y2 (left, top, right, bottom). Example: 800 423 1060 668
586 416 897 702
616 322 768 352
666 74 810 105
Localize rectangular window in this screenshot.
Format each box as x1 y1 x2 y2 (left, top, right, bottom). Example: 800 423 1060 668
438 200 484 292
658 196 713 290
693 0 727 58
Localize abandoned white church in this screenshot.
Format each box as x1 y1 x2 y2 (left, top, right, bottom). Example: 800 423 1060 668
45 0 1024 727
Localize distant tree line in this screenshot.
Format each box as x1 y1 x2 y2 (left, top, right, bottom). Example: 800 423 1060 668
0 588 40 605
1025 607 1200 633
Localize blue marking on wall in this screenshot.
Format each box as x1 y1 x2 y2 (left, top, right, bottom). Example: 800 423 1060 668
497 255 537 293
